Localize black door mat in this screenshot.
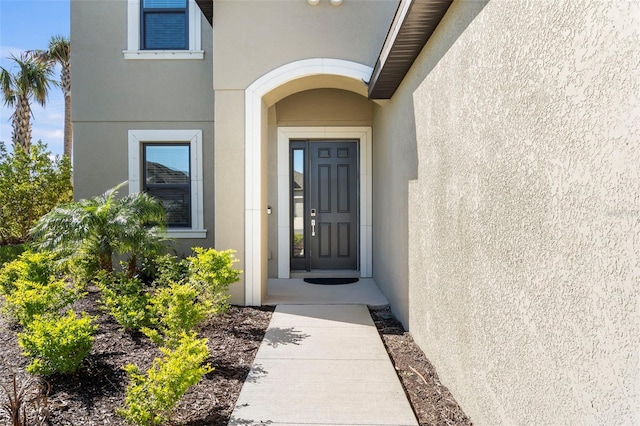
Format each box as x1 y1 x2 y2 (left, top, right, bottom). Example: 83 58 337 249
303 277 359 285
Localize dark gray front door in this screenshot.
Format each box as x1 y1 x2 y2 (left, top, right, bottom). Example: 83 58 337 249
290 140 358 271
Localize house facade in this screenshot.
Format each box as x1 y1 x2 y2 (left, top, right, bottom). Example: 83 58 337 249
71 0 639 424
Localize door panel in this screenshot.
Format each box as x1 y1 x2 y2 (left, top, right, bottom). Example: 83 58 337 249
290 140 358 271
309 141 358 270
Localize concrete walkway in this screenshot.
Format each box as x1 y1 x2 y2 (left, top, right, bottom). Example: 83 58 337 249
229 304 418 426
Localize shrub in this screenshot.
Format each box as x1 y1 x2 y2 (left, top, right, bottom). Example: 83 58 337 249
0 141 72 245
31 182 168 276
0 243 27 267
143 283 210 347
0 250 58 295
187 248 240 314
118 333 211 425
0 251 78 325
2 277 77 326
146 253 188 288
18 310 97 376
95 273 151 331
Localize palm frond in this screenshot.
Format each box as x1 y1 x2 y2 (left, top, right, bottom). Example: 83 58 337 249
0 67 16 107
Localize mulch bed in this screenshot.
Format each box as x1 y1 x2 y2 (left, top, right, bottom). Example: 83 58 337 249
0 288 471 425
370 308 473 426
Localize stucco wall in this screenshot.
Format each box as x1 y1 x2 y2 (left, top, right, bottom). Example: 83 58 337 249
212 1 395 302
71 0 216 257
388 0 639 424
212 0 397 91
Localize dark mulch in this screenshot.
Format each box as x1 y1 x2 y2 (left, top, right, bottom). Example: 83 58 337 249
0 286 274 426
0 289 470 425
370 308 473 426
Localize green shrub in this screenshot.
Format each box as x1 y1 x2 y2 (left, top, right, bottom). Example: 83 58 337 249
0 250 58 295
187 248 240 314
2 276 77 326
0 243 27 266
143 282 210 347
62 255 99 288
95 273 151 331
147 254 188 288
0 141 72 245
0 251 78 325
18 310 97 376
31 182 167 276
118 333 211 425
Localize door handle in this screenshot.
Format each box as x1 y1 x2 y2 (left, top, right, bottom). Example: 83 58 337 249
311 219 316 237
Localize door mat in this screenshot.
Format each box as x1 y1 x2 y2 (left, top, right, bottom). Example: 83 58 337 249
303 277 359 285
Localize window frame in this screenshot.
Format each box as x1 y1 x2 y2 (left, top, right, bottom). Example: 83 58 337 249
124 0 203 60
128 129 206 238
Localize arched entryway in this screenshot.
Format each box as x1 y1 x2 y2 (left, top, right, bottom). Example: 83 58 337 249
244 58 373 305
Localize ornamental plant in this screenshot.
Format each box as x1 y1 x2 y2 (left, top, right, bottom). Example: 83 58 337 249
0 251 78 325
95 272 152 331
0 250 57 295
0 141 72 245
31 182 168 277
187 248 240 314
143 282 210 347
118 333 211 426
146 253 189 288
18 310 97 376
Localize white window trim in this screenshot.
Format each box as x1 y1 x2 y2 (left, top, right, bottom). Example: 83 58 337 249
128 129 207 238
124 0 204 60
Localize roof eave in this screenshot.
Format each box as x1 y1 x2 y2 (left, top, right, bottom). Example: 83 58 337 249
368 0 453 100
195 0 213 26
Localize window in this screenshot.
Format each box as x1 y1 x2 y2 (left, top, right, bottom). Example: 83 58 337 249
141 0 188 50
128 129 206 238
143 144 191 227
125 0 203 60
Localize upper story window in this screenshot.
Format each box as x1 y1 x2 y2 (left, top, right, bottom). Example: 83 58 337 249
141 0 188 50
124 0 203 60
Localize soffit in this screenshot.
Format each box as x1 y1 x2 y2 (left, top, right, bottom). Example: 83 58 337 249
195 0 213 25
368 0 453 99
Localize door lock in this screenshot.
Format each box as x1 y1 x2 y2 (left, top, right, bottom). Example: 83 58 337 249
311 219 316 237
311 209 316 217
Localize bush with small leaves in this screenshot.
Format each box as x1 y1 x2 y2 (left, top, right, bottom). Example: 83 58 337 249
187 248 240 314
18 310 97 376
0 250 58 295
95 273 151 331
2 276 77 326
0 243 27 267
143 282 210 347
118 332 212 425
0 141 72 245
0 251 78 326
143 253 188 288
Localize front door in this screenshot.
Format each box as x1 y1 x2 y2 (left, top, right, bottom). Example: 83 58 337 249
290 140 358 271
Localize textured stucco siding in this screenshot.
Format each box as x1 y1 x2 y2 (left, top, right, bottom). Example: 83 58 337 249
71 0 216 256
400 0 640 424
212 0 395 303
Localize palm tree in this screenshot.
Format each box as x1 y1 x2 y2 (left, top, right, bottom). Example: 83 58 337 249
0 52 55 152
31 182 169 276
46 36 72 158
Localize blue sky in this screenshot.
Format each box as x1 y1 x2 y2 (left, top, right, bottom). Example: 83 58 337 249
0 0 70 156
